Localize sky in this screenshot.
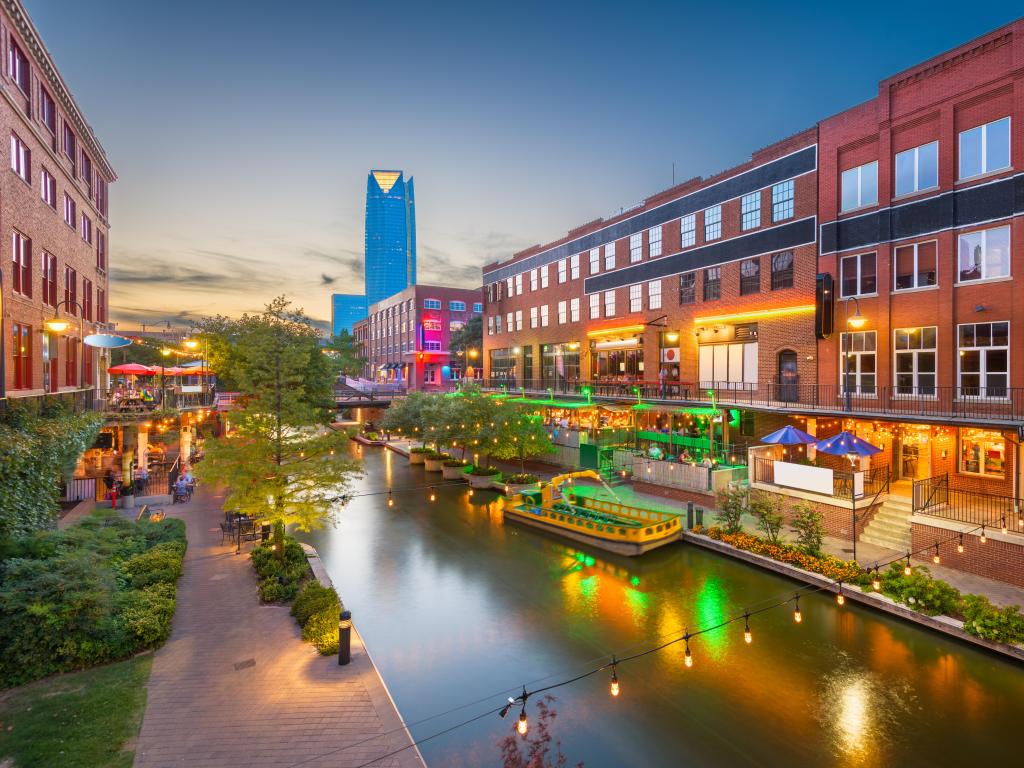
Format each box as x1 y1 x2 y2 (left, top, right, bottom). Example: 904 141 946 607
24 0 1024 331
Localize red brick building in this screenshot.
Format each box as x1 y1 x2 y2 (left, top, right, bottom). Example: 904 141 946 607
0 0 114 405
353 284 482 390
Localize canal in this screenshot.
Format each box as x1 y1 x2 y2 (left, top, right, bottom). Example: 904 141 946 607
299 445 1024 767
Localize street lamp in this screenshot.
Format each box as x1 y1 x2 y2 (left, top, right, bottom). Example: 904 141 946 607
44 299 86 388
160 348 172 406
843 297 866 412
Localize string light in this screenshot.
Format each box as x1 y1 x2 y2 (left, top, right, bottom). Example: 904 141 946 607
980 526 987 544
683 634 693 668
871 567 881 592
836 581 845 606
957 534 964 554
429 487 436 502
743 613 752 644
932 544 940 564
1001 517 1008 536
517 708 528 736
609 659 620 697
904 556 912 577
792 595 802 623
387 491 394 508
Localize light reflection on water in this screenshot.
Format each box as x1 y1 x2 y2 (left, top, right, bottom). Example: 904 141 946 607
298 446 1024 767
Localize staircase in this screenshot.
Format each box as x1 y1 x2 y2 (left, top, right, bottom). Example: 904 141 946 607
860 494 913 552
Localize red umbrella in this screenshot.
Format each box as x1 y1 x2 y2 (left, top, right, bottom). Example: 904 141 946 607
108 363 157 376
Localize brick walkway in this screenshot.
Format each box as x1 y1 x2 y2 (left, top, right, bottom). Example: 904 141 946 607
133 488 424 768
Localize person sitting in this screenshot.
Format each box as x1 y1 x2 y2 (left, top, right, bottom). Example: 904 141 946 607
173 476 190 500
647 445 664 461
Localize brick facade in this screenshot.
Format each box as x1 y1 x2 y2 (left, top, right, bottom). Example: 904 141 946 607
912 521 1024 588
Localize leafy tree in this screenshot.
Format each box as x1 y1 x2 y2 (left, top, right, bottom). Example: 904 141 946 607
449 315 482 358
490 407 556 473
791 503 825 556
323 329 367 379
714 486 746 534
748 491 784 545
380 391 433 445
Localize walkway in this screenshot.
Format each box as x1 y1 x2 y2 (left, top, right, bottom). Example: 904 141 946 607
133 487 424 768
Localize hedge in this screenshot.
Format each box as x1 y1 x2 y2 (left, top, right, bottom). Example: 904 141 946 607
292 581 341 655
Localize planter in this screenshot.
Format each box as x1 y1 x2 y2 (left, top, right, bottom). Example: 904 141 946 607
467 471 501 489
409 451 428 465
424 456 448 472
120 494 136 510
442 464 470 481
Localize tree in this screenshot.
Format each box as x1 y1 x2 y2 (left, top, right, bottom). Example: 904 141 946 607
323 329 367 379
380 391 433 445
749 491 784 545
449 315 482 357
195 298 362 534
792 502 825 556
490 407 556 473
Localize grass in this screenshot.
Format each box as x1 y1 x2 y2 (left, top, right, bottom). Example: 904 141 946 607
0 654 153 768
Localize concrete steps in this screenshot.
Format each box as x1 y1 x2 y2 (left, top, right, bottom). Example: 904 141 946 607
860 496 913 552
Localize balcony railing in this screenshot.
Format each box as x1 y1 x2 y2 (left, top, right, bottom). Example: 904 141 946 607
913 474 1024 534
751 455 889 503
477 378 1024 424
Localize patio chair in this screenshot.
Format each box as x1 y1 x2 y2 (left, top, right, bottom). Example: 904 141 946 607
219 521 234 545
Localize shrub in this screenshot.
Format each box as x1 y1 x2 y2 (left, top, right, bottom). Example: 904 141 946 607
409 446 433 454
120 583 176 647
880 563 961 616
507 473 540 485
961 595 1024 644
251 536 308 602
121 541 185 588
468 466 500 477
714 486 746 534
703 526 864 583
291 581 339 626
258 578 298 603
443 459 470 468
791 503 825 557
303 607 340 655
748 492 784 545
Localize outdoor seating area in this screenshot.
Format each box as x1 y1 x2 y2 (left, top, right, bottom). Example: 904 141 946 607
220 511 269 547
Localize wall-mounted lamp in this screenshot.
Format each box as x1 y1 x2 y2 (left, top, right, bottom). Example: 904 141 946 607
974 304 986 313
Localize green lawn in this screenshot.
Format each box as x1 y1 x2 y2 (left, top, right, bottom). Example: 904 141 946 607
0 654 153 768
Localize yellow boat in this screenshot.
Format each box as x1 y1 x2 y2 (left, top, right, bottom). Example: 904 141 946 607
505 471 683 556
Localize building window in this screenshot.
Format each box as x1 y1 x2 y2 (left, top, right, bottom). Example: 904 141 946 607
515 310 522 331
629 232 643 263
740 192 760 231
629 284 642 313
740 257 761 295
894 326 936 396
487 316 494 335
697 341 758 388
649 226 662 257
82 154 93 196
959 117 1011 180
648 280 662 310
10 132 29 182
895 141 938 196
893 241 937 290
570 297 580 322
40 87 56 134
604 243 615 270
64 265 77 312
529 307 538 329
81 215 92 244
840 252 876 297
958 226 1010 283
679 272 696 304
473 302 482 313
505 312 512 332
506 277 513 296
514 274 523 295
40 167 56 208
63 194 76 228
8 38 28 94
11 323 32 389
495 314 502 334
42 251 57 306
604 290 615 318
530 269 538 291
97 288 106 323
449 300 466 311
703 266 720 301
62 124 77 175
770 251 794 290
82 278 93 321
423 340 441 352
558 300 567 324
423 298 441 309
840 330 876 395
11 230 31 297
772 180 794 222
557 258 567 283
841 161 878 211
958 322 1008 399
540 305 549 327
704 205 721 241
541 264 549 288
589 248 600 275
959 429 1005 478
680 214 696 248
450 320 464 332
570 253 580 279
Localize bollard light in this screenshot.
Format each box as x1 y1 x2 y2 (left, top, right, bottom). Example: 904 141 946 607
338 609 352 666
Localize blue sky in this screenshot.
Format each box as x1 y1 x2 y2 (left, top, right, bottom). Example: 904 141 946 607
25 0 1023 329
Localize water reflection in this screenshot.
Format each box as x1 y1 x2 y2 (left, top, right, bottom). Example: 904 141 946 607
298 446 1024 767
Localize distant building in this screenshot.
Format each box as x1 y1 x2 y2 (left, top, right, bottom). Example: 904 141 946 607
365 170 416 306
331 294 368 336
353 285 483 390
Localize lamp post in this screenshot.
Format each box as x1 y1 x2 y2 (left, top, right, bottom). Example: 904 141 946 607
159 348 172 407
44 299 86 389
847 451 860 562
843 297 866 413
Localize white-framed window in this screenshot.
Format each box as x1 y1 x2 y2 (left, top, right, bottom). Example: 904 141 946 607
589 293 600 319
506 312 513 332
959 117 1010 180
558 300 567 324
530 268 538 291
740 192 760 230
649 226 662 257
530 306 538 329
894 240 937 291
680 214 696 247
81 215 92 244
424 298 442 309
894 326 936 396
959 429 1006 478
506 277 513 296
841 161 878 211
739 257 760 295
958 225 1010 283
540 264 549 288
515 310 523 331
570 297 580 322
424 340 442 352
771 251 794 290
840 330 876 395
514 274 523 295
895 141 938 196
63 193 76 228
495 314 502 334
771 180 794 222
629 284 642 312
679 272 696 304
570 253 580 279
648 280 662 310
449 300 466 311
604 290 615 317
540 304 549 327
557 258 567 283
704 205 721 241
472 302 483 313
589 248 600 275
40 167 56 208
840 252 877 297
10 132 29 182
629 232 643 263
604 243 615 270
958 322 1008 399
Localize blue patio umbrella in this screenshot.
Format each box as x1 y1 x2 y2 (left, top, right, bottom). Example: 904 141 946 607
814 431 882 457
760 425 817 445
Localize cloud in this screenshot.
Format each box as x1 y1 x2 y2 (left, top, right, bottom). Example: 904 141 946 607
304 247 365 280
320 273 336 285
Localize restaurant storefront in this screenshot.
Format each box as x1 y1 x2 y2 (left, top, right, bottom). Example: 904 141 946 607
589 326 644 384
542 342 581 389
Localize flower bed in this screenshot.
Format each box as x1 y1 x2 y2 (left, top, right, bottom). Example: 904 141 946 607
701 525 864 583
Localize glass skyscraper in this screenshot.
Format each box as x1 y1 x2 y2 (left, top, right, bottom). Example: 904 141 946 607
331 293 368 336
364 170 416 306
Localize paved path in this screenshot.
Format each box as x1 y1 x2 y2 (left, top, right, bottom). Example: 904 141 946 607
133 488 425 768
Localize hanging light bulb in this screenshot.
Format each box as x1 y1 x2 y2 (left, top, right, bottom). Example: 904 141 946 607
793 595 802 623
980 526 987 544
387 490 394 508
609 660 620 697
904 554 912 576
468 487 474 497
517 708 528 736
932 544 940 564
683 635 693 668
1001 517 1008 535
429 487 436 502
836 581 845 606
871 568 881 592
743 613 752 644
957 534 964 554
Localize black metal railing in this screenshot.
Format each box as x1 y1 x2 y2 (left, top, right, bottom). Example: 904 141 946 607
913 474 1023 533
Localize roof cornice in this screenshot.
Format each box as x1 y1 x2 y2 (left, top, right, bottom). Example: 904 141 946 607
3 0 116 181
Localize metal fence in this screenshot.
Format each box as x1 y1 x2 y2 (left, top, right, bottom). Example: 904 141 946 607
751 456 889 503
913 474 1024 533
